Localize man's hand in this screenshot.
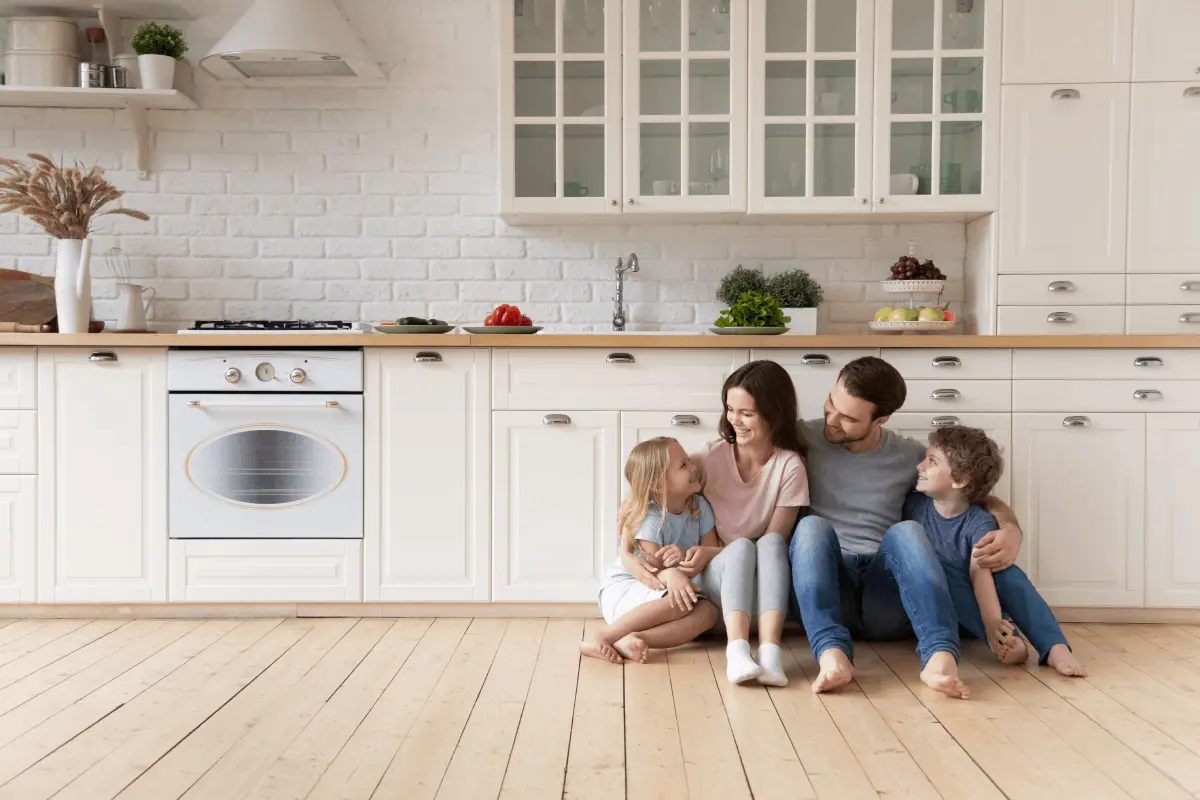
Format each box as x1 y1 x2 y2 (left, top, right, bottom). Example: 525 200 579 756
657 544 684 568
973 526 1020 570
662 569 697 612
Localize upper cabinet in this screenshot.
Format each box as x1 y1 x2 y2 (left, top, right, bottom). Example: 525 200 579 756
1003 0 1133 84
1132 0 1200 82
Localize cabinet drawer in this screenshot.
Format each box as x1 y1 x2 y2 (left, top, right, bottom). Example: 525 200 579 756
1013 349 1200 379
1126 275 1200 304
1126 306 1200 335
997 306 1125 335
492 349 746 410
0 349 35 409
882 349 1011 380
0 411 35 474
168 539 362 602
901 381 1011 413
1014 381 1200 413
998 274 1125 306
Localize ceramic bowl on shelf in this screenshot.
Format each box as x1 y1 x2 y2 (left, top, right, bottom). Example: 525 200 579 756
463 325 543 334
880 279 946 294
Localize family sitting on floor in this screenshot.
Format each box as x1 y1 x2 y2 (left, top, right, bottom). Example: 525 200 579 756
581 356 1086 698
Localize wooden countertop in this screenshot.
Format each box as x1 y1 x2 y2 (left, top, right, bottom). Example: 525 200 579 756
0 332 1198 348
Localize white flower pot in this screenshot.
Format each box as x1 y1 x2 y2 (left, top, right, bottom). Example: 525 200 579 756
782 307 818 335
137 54 175 90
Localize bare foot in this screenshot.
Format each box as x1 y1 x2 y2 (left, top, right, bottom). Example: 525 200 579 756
579 638 622 664
920 651 970 699
1047 644 1087 677
613 634 649 664
999 636 1029 666
811 648 854 694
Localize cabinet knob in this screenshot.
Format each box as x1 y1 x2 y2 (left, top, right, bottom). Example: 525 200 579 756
413 352 443 363
1180 281 1199 292
878 197 886 204
930 389 961 401
1133 389 1164 401
289 368 307 384
627 198 635 205
1062 415 1091 428
1047 280 1075 292
1051 88 1081 100
610 200 619 206
542 414 572 426
1134 356 1164 368
931 416 961 427
224 367 241 383
1180 313 1200 324
931 356 961 368
1046 311 1075 324
860 198 868 205
671 414 701 426
88 351 117 363
800 354 831 365
606 353 635 364
1184 86 1200 97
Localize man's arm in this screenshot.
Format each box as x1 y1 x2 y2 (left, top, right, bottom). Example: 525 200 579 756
974 496 1023 571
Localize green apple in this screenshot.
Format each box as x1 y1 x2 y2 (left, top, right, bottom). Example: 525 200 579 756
888 308 912 322
873 306 894 322
918 306 944 321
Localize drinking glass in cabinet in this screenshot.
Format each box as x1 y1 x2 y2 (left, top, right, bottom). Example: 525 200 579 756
515 124 555 197
641 59 682 115
765 0 806 53
690 122 730 195
563 61 605 117
515 0 556 52
765 125 806 197
942 0 985 49
891 121 932 195
766 61 806 116
641 0 682 51
642 122 682 195
814 60 855 115
689 0 732 51
814 123 855 196
563 124 604 197
515 62 555 116
813 0 855 51
941 57 983 114
892 0 935 49
891 58 933 114
690 59 730 114
940 121 982 194
564 0 605 52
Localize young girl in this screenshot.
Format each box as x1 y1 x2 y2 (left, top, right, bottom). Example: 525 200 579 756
581 437 720 664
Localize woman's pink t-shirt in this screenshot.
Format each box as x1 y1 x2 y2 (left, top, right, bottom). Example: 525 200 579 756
693 439 810 544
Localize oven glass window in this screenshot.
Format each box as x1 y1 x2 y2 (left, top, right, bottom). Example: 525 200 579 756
186 426 347 508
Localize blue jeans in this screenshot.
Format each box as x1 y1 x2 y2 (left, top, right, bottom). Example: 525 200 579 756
944 562 1070 665
789 515 960 668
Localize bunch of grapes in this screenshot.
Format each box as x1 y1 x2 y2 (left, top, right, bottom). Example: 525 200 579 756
889 256 946 281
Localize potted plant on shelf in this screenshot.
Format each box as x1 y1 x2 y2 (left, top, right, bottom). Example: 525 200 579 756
131 21 188 90
716 264 769 307
766 268 823 335
0 154 149 333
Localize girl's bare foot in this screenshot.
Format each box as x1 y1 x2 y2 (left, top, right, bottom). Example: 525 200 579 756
811 648 854 694
613 634 649 664
1047 644 1087 677
920 651 970 699
579 638 622 664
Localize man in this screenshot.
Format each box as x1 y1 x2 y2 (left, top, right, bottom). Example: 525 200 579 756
791 356 1023 699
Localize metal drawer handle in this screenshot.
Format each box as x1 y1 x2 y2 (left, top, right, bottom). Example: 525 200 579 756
1185 87 1200 97
542 414 572 426
606 353 635 364
931 416 961 427
1180 281 1199 292
671 414 701 426
931 356 962 368
1047 280 1075 292
88 352 117 363
1134 356 1163 368
413 352 442 363
1051 88 1080 100
1134 389 1163 401
800 354 831 365
1047 312 1076 324
1063 416 1091 428
1180 313 1200 324
187 400 340 409
931 389 961 401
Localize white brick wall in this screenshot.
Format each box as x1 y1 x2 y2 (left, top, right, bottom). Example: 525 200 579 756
0 0 965 332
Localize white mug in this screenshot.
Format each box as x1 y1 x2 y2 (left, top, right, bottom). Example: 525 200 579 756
652 179 680 195
688 181 715 195
116 282 155 331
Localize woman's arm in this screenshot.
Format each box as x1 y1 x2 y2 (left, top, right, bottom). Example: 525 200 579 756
974 497 1023 571
618 529 665 589
765 506 800 541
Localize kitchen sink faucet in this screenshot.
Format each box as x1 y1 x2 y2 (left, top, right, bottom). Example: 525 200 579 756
612 253 640 331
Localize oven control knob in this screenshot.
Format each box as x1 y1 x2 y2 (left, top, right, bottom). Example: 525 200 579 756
224 367 241 384
289 368 307 384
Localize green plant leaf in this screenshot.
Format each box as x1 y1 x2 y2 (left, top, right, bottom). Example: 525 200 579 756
131 22 188 59
714 290 788 328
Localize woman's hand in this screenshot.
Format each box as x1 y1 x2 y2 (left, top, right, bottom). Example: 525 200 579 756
657 544 685 568
662 569 697 612
621 548 665 590
677 546 716 577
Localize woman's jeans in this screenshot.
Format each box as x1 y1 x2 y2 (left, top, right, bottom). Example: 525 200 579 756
789 515 960 668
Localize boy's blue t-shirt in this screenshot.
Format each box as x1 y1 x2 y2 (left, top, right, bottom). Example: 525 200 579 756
902 491 997 578
605 496 715 582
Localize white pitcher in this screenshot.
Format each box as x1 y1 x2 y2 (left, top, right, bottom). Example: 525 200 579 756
116 283 155 331
55 239 93 334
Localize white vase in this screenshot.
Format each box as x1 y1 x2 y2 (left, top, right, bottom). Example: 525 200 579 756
137 54 175 89
782 307 818 335
55 239 93 334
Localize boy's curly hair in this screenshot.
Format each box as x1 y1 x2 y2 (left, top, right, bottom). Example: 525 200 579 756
928 426 1003 505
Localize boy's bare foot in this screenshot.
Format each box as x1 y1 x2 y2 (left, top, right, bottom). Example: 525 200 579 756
1047 644 1087 677
811 648 854 694
613 634 649 664
579 638 622 664
999 637 1029 665
920 651 970 699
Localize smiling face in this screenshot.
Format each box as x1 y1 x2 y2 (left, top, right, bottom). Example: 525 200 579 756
915 445 965 498
663 439 702 506
725 386 770 449
822 377 884 445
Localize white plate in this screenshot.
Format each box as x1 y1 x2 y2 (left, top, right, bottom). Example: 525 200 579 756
869 320 957 332
880 280 946 294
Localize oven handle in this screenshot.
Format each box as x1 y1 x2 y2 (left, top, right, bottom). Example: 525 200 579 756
186 400 342 409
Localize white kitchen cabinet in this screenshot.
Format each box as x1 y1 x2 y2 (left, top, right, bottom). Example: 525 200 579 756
37 348 167 602
364 349 490 602
493 410 619 602
1011 413 1144 607
168 539 362 603
1127 83 1200 274
886 412 1011 504
1132 0 1200 82
0 476 35 601
620 410 722 465
1146 414 1200 607
0 411 37 475
1002 0 1133 84
758 348 879 422
0 349 36 409
999 83 1130 274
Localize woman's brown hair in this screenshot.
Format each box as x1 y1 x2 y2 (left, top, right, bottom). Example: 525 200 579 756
718 360 807 458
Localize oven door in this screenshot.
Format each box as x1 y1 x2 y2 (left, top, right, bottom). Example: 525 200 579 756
169 394 363 538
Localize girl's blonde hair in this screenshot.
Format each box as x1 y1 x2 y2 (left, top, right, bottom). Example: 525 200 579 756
617 436 696 540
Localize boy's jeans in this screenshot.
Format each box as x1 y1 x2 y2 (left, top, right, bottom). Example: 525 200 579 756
789 515 960 668
945 563 1070 665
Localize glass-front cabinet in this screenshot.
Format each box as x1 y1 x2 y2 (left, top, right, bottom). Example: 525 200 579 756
873 0 1000 210
501 0 623 214
748 0 874 212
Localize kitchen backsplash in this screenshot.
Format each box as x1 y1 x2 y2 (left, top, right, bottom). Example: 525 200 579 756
0 1 965 332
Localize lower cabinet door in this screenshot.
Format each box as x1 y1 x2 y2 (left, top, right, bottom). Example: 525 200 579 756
620 411 723 466
168 539 362 602
1012 413 1145 607
1146 414 1200 607
885 413 1012 505
0 476 35 601
493 410 619 602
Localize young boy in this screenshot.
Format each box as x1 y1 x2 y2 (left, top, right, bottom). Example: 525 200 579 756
903 426 1086 677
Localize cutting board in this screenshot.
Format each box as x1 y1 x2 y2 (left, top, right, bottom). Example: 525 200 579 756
0 269 57 327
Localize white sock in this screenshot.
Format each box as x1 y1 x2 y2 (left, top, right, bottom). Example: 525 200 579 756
726 640 763 684
756 643 788 687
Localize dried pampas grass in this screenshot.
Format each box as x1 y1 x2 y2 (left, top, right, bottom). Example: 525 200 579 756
0 153 149 240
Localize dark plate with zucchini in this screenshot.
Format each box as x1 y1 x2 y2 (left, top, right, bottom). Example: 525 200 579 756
374 317 455 334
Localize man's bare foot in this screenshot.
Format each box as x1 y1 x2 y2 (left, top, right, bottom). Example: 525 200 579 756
999 636 1029 666
613 634 649 664
811 648 854 694
579 638 622 664
1047 644 1087 677
920 651 970 699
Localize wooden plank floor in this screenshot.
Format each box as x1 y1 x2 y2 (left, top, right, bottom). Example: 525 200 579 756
0 621 1197 799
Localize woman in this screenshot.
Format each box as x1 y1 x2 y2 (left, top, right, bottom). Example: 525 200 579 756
622 360 809 686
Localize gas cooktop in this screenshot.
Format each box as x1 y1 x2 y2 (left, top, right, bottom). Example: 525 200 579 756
180 320 362 334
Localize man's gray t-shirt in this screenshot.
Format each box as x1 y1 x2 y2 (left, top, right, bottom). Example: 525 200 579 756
800 418 926 555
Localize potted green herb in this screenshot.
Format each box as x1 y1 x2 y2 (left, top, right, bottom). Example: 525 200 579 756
715 265 768 306
131 22 188 90
766 268 823 335
713 291 790 332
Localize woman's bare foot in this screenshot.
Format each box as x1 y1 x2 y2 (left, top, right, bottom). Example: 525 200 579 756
579 638 622 664
811 648 854 694
998 636 1029 665
920 651 970 699
613 634 649 664
1046 644 1087 677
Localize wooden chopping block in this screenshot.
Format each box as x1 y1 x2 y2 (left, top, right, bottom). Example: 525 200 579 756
0 272 57 327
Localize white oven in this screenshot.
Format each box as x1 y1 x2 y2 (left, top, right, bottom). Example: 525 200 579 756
168 350 363 539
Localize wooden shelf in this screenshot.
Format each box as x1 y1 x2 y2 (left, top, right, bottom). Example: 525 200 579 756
0 86 196 110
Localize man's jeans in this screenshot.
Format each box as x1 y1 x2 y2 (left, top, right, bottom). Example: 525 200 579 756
789 515 960 668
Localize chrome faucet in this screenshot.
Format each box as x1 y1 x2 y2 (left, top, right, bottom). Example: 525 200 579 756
613 253 640 331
